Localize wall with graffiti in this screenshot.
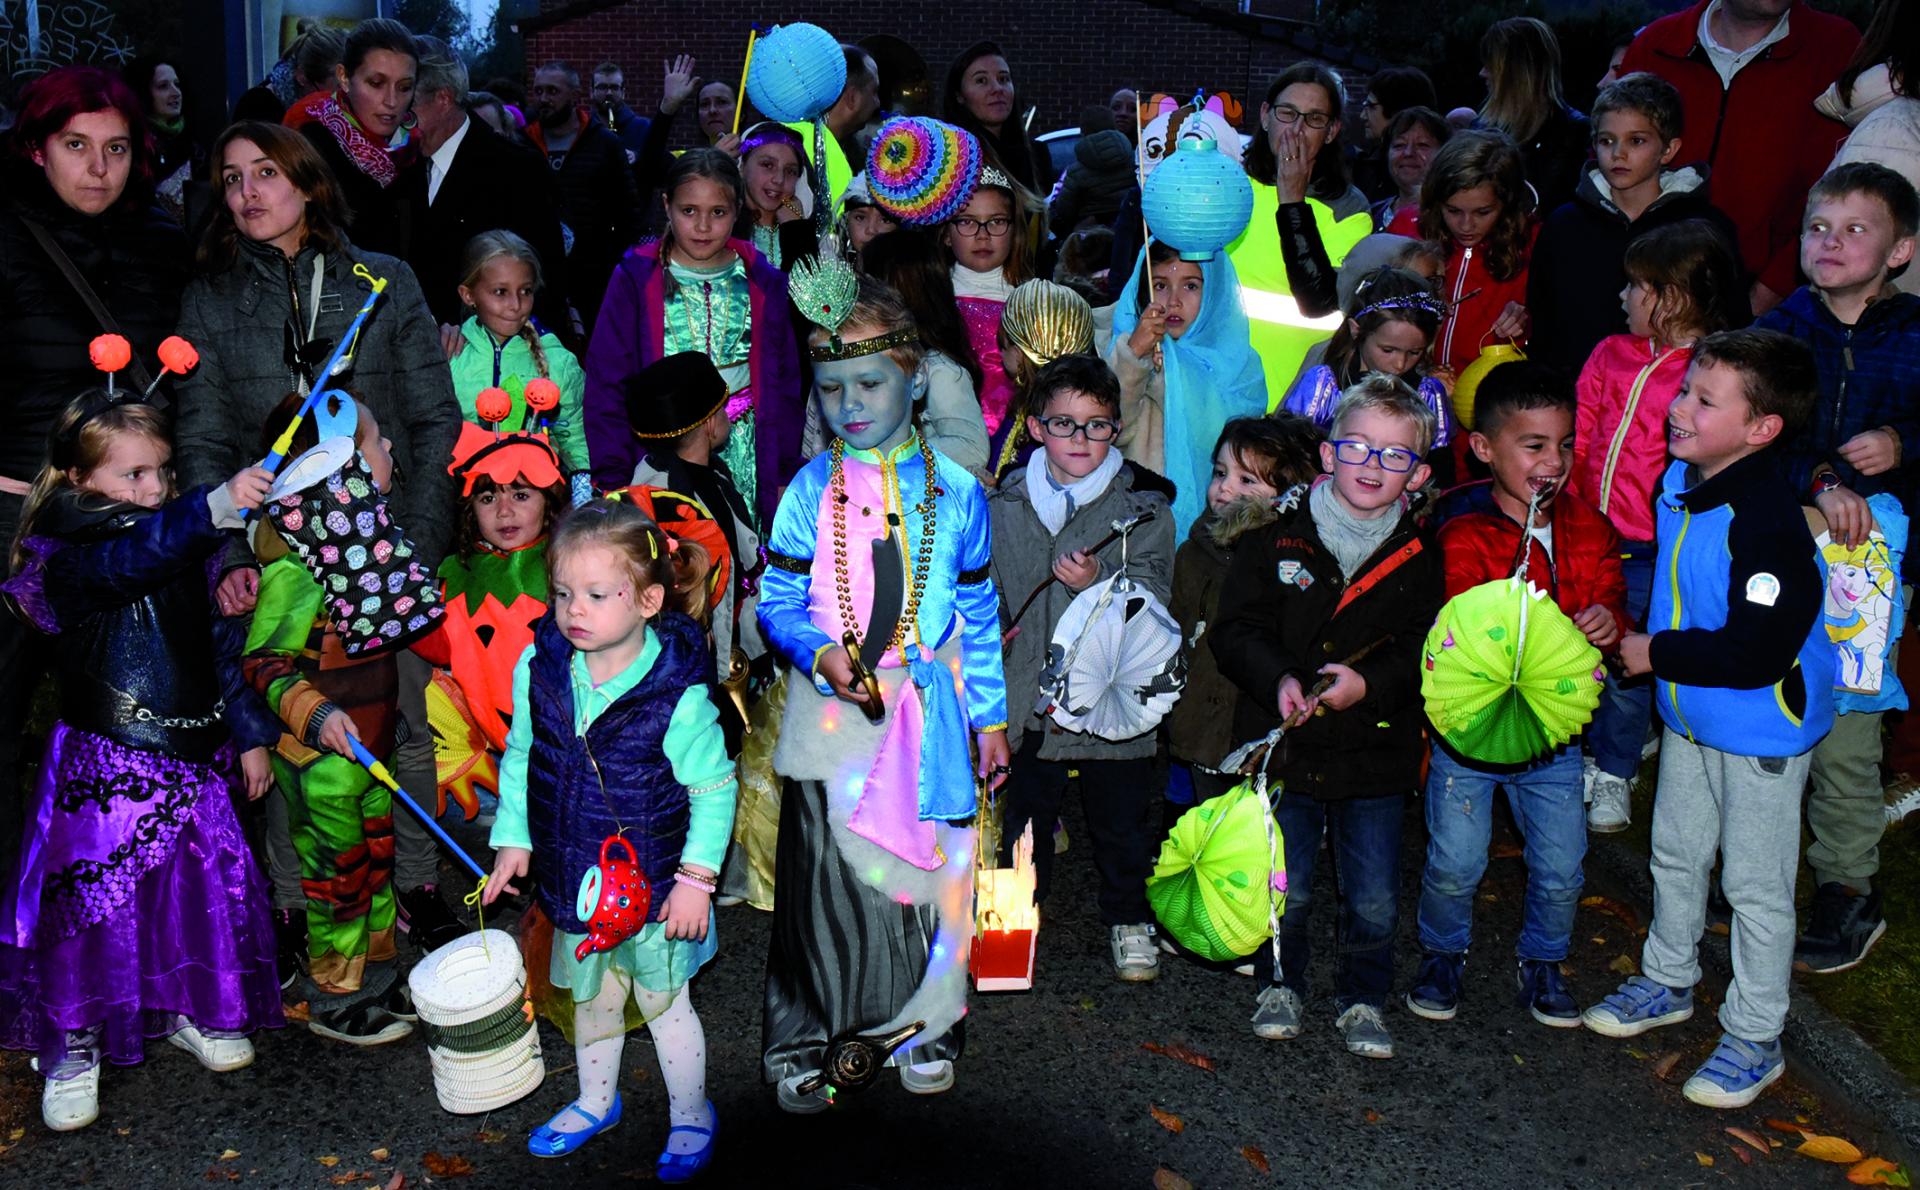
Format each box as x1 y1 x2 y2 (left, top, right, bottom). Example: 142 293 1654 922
2 0 135 90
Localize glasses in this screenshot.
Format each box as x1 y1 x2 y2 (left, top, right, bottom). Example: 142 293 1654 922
1330 439 1421 472
1358 98 1380 112
1272 103 1333 131
1036 415 1118 442
950 215 1014 237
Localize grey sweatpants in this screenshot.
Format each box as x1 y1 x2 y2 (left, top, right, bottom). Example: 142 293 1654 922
1640 728 1810 1043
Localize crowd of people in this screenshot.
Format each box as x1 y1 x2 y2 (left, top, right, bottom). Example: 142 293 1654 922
0 0 1916 1177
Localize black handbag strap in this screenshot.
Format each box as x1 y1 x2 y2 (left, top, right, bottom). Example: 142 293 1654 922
20 216 160 399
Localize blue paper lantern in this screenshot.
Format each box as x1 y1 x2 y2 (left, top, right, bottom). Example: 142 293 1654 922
745 23 846 124
1141 138 1255 262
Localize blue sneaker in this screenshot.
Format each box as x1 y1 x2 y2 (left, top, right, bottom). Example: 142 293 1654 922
1515 960 1580 1028
1682 1034 1784 1109
656 1099 717 1183
1581 974 1693 1037
529 1093 621 1158
1405 952 1465 1021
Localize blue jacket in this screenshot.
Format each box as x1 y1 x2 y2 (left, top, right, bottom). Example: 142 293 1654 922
1756 286 1920 506
1648 453 1834 757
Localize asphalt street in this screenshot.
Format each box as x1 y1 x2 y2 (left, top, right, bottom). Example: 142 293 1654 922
0 796 1876 1188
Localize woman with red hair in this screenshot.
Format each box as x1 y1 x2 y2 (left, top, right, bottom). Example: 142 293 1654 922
0 64 192 866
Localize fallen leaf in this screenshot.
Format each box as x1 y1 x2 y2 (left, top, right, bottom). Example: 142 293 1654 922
1799 1135 1867 1164
1581 894 1641 932
1480 892 1499 902
1591 935 1608 945
1490 840 1523 858
1077 996 1096 1012
422 1152 476 1178
1152 1170 1195 1190
116 1128 130 1136
7 1129 22 1142
1727 1127 1771 1156
1626 1047 1650 1060
383 1176 405 1190
218 1150 240 1161
1149 1105 1184 1134
284 1001 310 1023
370 1147 390 1161
329 1173 362 1186
317 1155 340 1167
1608 954 1638 976
1513 1054 1525 1065
202 1170 239 1183
472 1130 507 1145
1652 1052 1683 1082
1242 1146 1271 1174
1696 1151 1715 1167
1706 921 1731 936
1848 1157 1912 1186
1141 1041 1216 1073
1731 1146 1753 1166
1767 1118 1815 1138
1364 1108 1382 1124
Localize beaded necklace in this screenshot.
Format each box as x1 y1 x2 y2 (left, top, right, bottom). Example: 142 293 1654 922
830 434 939 659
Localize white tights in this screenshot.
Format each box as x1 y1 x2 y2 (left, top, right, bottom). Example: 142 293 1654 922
556 973 710 1155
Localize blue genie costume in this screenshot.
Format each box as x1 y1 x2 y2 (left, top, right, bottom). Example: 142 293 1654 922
757 295 1008 1085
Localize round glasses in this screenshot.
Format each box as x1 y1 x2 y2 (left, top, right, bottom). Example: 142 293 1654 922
1036 415 1119 442
1329 438 1421 473
950 215 1014 238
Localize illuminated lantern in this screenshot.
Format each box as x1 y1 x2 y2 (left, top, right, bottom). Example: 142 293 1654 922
1450 343 1527 431
745 22 845 123
1141 138 1253 262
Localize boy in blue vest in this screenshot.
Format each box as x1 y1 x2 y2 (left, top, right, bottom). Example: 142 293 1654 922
1582 329 1834 1109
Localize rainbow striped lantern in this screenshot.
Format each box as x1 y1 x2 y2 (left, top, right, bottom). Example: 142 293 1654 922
1141 137 1254 261
866 117 984 226
745 22 846 122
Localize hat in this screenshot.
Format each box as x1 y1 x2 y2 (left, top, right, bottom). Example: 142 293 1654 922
625 352 730 440
447 422 562 497
867 117 984 226
1000 280 1095 369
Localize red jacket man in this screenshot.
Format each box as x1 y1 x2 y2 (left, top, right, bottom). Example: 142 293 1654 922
1620 0 1858 309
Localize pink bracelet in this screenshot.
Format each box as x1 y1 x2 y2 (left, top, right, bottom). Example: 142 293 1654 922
675 868 717 894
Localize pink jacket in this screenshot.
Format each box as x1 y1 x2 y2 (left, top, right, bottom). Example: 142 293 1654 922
1572 334 1693 544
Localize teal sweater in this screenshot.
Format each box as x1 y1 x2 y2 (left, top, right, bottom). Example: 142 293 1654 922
448 316 588 473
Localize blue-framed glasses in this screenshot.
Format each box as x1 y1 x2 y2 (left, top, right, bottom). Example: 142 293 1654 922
1330 438 1422 473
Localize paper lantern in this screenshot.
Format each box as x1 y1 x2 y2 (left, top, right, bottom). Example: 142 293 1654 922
1450 343 1526 431
866 117 983 226
745 22 845 123
1141 138 1254 262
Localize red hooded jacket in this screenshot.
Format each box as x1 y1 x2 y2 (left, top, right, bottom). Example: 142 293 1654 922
1618 1 1858 297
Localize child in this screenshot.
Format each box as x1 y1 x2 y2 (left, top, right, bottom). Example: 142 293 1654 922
481 500 733 1178
1409 361 1628 1028
584 148 805 531
944 160 1031 455
1417 130 1536 379
1573 219 1745 832
735 121 817 270
1756 162 1920 975
1109 241 1269 532
992 279 1096 481
449 231 589 476
243 391 416 1046
989 354 1176 982
414 425 569 820
836 173 899 269
1281 266 1456 459
1583 329 1832 1108
1527 73 1743 377
758 270 1009 1111
0 393 283 1132
1212 375 1443 1059
1167 415 1322 817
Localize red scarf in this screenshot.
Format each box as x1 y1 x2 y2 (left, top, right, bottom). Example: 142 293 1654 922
313 93 414 189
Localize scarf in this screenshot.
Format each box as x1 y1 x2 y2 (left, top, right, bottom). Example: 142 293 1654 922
1024 447 1123 537
1110 247 1269 537
315 93 410 188
951 263 1013 302
149 114 186 138
1309 478 1400 579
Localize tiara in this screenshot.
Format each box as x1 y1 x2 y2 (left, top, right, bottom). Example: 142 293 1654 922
979 163 1013 191
1353 293 1449 321
810 327 918 363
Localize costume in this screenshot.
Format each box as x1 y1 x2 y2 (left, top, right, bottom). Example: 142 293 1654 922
757 434 1008 1081
953 262 1017 445
448 316 589 473
1281 363 1455 451
0 485 283 1073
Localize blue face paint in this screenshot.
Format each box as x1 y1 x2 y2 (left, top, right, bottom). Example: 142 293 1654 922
815 349 917 453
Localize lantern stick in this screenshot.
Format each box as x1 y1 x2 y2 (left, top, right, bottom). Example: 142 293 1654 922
1134 86 1151 252
348 737 489 883
731 26 759 137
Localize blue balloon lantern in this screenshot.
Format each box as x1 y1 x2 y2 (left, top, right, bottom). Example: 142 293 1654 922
1141 138 1254 262
745 23 847 123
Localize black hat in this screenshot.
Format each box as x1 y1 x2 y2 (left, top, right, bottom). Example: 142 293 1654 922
625 352 729 439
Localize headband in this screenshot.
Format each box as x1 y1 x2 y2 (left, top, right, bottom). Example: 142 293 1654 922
978 162 1013 192
1353 293 1449 322
788 253 918 361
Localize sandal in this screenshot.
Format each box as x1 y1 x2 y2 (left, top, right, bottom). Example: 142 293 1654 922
528 1093 621 1158
656 1100 717 1184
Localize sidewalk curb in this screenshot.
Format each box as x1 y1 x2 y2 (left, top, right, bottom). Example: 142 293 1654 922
1585 832 1920 1164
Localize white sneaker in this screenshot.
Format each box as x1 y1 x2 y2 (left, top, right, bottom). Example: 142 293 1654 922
169 1022 255 1072
42 1066 100 1132
1886 782 1920 825
1581 755 1598 805
1588 773 1631 833
1111 923 1160 982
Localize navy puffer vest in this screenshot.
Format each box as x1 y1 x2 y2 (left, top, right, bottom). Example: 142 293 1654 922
524 610 709 934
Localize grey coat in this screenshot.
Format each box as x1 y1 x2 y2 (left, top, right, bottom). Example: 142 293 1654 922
174 237 463 567
988 461 1176 760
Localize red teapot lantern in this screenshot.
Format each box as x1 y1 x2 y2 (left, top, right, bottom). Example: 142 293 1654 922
573 835 652 960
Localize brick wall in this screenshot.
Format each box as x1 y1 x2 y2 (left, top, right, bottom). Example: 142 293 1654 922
522 0 1334 145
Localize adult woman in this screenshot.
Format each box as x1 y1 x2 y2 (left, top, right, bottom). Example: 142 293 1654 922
0 65 192 865
1351 66 1437 202
235 22 346 123
293 17 422 259
1477 17 1589 215
942 42 1048 197
1227 62 1374 403
1819 0 1920 294
1374 107 1451 232
122 55 201 224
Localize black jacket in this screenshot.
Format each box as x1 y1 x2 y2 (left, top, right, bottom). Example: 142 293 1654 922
1211 483 1442 800
0 160 191 483
533 113 641 332
298 121 422 261
1050 129 1136 236
1527 165 1745 375
403 117 571 334
1496 105 1592 217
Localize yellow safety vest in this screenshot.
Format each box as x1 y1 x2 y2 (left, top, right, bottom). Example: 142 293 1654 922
783 120 853 216
1225 181 1373 409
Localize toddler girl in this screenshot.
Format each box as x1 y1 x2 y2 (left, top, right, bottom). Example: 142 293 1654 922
0 391 283 1131
484 500 733 1180
1282 267 1456 461
1417 130 1536 378
449 231 588 475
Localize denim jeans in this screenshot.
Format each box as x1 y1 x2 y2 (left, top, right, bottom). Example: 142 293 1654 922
1253 791 1404 1010
1588 543 1655 779
1417 744 1587 962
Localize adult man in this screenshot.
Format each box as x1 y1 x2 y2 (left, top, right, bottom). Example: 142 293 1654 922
591 56 703 221
784 45 881 210
527 61 640 332
1620 0 1859 313
591 59 651 164
407 37 569 334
